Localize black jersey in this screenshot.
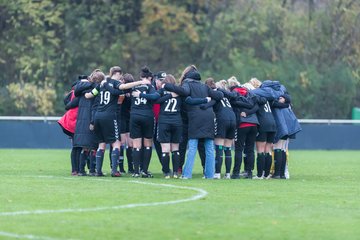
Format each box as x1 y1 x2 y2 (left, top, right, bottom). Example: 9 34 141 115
130 84 158 117
213 97 236 121
157 88 182 125
95 78 124 118
120 95 131 120
256 97 277 133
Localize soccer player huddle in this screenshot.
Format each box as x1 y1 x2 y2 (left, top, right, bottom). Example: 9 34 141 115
58 65 301 180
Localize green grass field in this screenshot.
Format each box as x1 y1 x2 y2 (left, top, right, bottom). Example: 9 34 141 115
0 149 359 240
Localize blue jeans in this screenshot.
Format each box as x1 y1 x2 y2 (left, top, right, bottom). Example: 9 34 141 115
183 138 215 179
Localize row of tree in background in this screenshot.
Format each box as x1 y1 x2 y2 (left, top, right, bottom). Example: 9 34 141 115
0 0 359 118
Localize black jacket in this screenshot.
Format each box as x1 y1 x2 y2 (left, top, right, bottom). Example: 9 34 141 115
181 78 223 139
230 87 259 126
73 81 98 149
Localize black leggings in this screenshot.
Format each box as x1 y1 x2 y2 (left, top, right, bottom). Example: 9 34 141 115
233 126 258 174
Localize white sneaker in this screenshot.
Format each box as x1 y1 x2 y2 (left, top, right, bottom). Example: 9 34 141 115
239 171 246 177
265 174 272 180
252 176 263 180
224 173 231 179
213 173 221 179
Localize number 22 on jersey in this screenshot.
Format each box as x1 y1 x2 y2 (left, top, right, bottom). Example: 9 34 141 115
164 98 177 112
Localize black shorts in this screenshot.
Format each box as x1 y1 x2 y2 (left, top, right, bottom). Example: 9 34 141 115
130 114 154 139
120 116 130 134
157 122 182 143
256 131 276 143
94 118 120 144
215 119 236 139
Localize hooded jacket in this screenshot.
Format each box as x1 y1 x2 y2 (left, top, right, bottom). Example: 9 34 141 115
231 86 259 126
73 81 98 149
252 81 301 141
58 90 79 137
181 69 223 139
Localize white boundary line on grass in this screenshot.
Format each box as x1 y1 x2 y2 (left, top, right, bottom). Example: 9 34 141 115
0 175 208 240
0 231 76 240
0 175 208 217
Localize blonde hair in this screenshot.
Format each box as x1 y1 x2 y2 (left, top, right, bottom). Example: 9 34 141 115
242 82 255 90
227 76 240 88
249 78 262 89
216 79 228 90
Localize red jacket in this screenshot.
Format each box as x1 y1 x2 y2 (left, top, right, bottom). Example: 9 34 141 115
58 90 78 136
153 103 160 122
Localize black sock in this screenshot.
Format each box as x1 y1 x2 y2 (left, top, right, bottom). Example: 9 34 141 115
224 147 232 174
119 145 125 172
243 154 248 173
79 150 89 174
132 148 141 174
96 149 105 174
171 151 180 174
74 147 82 173
273 149 282 177
111 148 120 174
140 147 144 172
126 146 134 172
215 145 223 174
161 152 170 174
89 150 96 174
86 152 90 170
109 145 113 170
280 150 287 178
233 142 242 174
264 153 272 177
256 152 265 177
142 147 152 173
70 147 80 173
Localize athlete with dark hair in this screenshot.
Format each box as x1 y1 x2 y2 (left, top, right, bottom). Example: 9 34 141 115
130 66 160 178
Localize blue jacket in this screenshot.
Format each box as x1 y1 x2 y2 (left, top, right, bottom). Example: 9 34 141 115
252 81 301 141
252 80 284 101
